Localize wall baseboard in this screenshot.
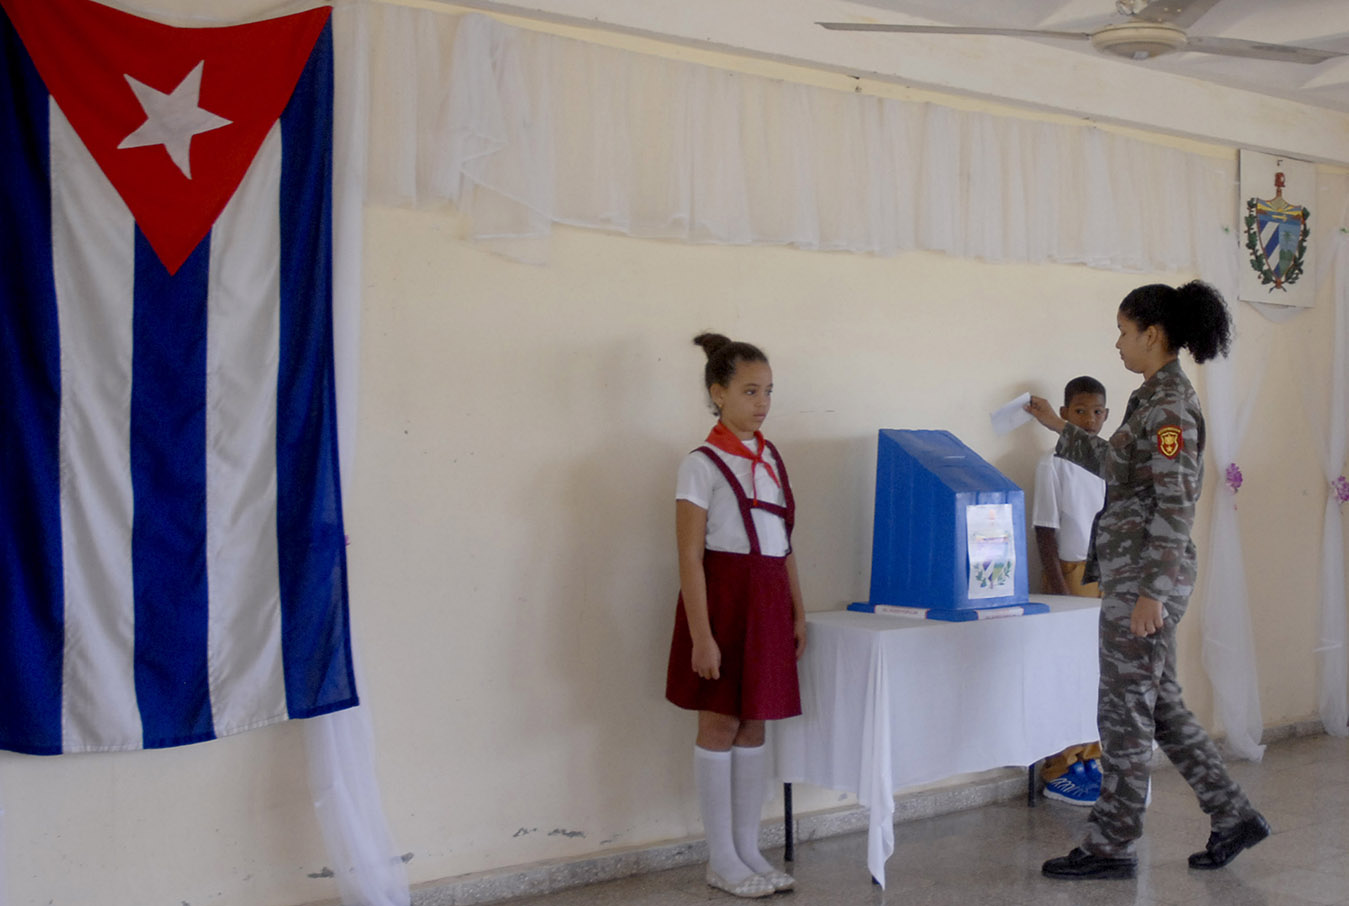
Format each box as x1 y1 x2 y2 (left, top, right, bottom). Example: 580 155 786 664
310 718 1326 906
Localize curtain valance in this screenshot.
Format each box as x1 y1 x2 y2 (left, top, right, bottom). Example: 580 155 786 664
367 8 1237 270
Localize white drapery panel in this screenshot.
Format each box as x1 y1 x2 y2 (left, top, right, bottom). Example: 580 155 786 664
309 5 411 906
1195 227 1267 761
1317 226 1349 736
366 8 1236 270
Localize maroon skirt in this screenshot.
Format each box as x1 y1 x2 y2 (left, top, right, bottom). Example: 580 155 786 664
665 549 801 720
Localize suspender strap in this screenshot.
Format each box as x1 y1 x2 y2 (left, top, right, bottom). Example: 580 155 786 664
694 444 796 556
762 439 795 541
695 446 761 556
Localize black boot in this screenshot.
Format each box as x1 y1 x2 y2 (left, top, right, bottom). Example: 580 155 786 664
1188 814 1270 869
1042 847 1137 880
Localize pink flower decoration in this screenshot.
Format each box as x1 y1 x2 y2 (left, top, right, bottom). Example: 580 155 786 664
1335 476 1349 505
1225 463 1243 494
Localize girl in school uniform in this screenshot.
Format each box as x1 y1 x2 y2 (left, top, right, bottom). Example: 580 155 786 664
666 333 807 899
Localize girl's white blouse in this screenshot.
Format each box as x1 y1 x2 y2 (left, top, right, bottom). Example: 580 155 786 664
675 441 789 556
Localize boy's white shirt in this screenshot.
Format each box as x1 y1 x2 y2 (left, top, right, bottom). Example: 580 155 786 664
1031 451 1107 563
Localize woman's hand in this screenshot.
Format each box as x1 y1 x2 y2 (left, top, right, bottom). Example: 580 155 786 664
794 617 808 660
1025 395 1067 433
1130 596 1166 637
691 636 721 680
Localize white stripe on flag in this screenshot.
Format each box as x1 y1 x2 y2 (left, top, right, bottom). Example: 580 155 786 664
50 100 142 752
206 123 288 734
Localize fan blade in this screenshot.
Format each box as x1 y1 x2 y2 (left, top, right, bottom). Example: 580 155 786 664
1183 35 1347 64
817 23 1091 41
1133 0 1222 29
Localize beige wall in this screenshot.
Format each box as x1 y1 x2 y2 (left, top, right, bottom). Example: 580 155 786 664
2 5 1347 906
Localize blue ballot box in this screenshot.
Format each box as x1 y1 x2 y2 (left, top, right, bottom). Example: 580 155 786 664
861 429 1034 618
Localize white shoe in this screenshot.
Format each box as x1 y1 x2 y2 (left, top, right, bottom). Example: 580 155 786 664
706 868 775 898
758 867 795 891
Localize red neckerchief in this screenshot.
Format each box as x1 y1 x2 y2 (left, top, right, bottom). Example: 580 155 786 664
705 422 780 503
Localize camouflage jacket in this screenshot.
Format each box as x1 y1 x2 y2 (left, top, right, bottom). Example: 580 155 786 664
1056 359 1204 601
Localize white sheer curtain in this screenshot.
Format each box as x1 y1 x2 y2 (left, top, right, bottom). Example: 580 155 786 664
367 8 1221 273
303 4 411 906
303 701 410 906
1317 226 1349 736
1194 222 1268 760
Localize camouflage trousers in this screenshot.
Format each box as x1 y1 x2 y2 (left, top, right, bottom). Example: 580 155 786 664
1082 591 1257 857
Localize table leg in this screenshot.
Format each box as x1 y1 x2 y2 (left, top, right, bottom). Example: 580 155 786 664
1027 763 1037 806
783 782 794 862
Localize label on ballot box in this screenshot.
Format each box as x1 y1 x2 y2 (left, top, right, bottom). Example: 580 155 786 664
866 429 1029 612
846 600 1047 621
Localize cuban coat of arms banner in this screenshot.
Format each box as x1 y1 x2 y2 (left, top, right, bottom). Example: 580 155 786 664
1238 148 1316 309
0 0 358 755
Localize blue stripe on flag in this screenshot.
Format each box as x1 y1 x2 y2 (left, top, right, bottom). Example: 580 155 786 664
130 231 216 748
0 8 65 756
276 21 357 717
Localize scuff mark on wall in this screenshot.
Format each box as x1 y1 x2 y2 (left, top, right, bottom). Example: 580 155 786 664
548 828 585 838
401 852 415 863
308 867 336 879
513 827 538 838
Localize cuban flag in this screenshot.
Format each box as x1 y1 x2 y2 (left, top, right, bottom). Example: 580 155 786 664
0 0 357 755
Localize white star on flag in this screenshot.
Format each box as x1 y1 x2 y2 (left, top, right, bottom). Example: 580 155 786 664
117 60 232 179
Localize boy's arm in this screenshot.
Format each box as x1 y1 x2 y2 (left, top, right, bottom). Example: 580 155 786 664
1035 526 1070 595
1030 454 1068 595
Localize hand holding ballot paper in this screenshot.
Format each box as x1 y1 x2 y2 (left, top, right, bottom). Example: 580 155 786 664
991 392 1069 435
990 392 1032 435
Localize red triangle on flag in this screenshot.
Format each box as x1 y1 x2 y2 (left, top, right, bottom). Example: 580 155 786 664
2 0 331 274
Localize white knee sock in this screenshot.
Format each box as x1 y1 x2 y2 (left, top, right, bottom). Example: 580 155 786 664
731 744 775 874
695 746 755 882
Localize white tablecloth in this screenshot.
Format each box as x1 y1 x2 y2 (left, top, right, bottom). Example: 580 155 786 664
771 596 1100 885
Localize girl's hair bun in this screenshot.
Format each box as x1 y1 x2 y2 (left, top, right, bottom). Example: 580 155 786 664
691 332 769 415
693 332 733 359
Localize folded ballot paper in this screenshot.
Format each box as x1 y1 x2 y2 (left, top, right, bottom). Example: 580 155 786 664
990 392 1033 436
854 429 1046 622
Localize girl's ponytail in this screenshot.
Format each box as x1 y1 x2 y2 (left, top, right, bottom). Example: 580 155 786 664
1173 280 1232 364
1118 280 1231 364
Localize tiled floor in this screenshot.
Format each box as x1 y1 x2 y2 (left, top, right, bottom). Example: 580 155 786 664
499 733 1349 906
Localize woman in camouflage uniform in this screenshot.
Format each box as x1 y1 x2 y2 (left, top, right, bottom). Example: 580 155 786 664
1027 281 1269 881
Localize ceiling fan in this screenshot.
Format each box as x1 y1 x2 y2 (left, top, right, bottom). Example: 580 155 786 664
819 0 1346 64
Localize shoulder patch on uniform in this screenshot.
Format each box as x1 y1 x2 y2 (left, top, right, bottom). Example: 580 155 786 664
1156 425 1183 459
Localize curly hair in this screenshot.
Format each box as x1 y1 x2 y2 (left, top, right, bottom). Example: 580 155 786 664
1118 280 1232 364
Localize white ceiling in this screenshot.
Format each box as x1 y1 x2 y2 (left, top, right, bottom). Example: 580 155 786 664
843 0 1349 114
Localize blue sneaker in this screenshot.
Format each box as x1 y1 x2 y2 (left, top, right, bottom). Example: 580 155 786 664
1043 761 1099 806
1083 758 1103 791
1078 759 1152 805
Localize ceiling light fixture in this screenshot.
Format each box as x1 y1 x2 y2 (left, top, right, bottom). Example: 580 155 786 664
1089 22 1188 59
